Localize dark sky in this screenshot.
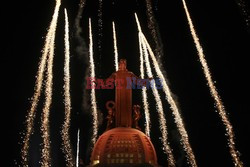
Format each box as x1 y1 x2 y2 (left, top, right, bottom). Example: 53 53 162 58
2 0 250 167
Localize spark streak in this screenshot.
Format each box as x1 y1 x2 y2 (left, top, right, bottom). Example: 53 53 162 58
112 22 119 71
145 0 164 60
21 0 61 166
141 33 197 167
138 27 150 137
76 129 80 167
40 1 61 166
141 34 176 167
98 0 103 57
89 18 98 145
236 0 250 28
40 32 54 167
21 22 49 167
61 9 75 167
136 13 175 167
181 0 243 166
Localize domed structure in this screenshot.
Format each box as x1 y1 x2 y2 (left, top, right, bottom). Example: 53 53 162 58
88 60 159 166
90 127 158 167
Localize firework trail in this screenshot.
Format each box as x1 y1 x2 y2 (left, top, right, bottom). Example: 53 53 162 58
75 0 87 59
135 11 197 166
40 26 54 167
21 0 61 166
21 24 49 167
141 35 176 167
138 26 150 137
98 0 103 59
136 14 176 167
40 0 61 166
61 9 75 167
141 33 197 167
40 6 60 167
145 0 164 61
112 22 119 71
76 129 80 167
235 0 250 29
74 0 90 115
181 0 243 166
89 18 98 145
141 35 175 167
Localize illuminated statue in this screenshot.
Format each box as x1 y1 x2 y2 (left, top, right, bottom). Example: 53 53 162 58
90 60 159 167
106 59 142 127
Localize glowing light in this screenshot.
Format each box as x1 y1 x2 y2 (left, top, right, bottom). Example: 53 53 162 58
89 18 98 145
61 8 75 167
135 13 176 167
182 0 243 166
21 1 61 166
141 33 197 167
138 27 150 137
76 129 80 167
141 34 175 167
40 1 61 166
112 22 119 71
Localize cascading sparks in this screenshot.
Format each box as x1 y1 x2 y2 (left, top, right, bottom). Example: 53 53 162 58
21 0 61 166
135 13 176 167
144 2 197 165
138 26 151 137
21 17 50 167
141 33 197 167
89 18 98 145
141 34 176 167
40 0 61 164
61 8 75 167
181 0 243 166
21 0 244 166
112 22 119 71
40 1 61 166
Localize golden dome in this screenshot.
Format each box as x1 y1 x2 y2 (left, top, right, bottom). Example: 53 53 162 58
90 127 158 167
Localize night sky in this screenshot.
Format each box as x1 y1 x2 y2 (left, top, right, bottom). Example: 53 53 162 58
2 0 250 166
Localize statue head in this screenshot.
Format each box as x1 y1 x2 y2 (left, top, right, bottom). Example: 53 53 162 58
118 59 127 71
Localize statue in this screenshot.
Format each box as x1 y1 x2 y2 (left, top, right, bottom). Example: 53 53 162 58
105 101 115 130
105 59 142 127
133 105 141 130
